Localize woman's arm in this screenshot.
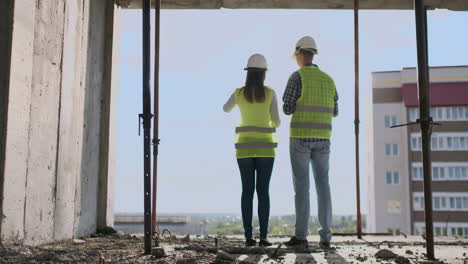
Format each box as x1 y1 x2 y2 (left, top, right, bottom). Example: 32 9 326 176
270 90 281 128
223 92 236 113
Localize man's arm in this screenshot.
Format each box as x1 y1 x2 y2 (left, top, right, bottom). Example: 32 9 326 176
282 72 302 115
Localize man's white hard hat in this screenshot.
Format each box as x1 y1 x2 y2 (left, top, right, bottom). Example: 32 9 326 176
295 36 318 54
245 54 268 71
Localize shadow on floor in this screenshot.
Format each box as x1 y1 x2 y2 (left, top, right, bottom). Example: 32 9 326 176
292 253 317 264
325 251 348 264
236 254 262 263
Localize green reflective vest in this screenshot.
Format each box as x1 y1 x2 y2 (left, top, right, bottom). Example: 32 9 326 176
290 66 336 139
234 86 277 158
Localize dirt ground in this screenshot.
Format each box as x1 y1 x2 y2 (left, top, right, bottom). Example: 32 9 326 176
1 232 467 264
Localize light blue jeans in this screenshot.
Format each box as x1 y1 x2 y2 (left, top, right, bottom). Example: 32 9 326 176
290 137 332 242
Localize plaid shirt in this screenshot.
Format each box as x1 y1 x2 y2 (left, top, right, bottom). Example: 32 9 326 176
282 64 338 141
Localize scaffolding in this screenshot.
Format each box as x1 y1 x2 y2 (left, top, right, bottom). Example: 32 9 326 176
139 0 440 259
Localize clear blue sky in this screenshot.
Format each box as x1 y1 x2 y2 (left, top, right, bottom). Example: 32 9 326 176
115 8 468 215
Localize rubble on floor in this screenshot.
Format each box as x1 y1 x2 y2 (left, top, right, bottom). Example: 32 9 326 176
0 234 466 263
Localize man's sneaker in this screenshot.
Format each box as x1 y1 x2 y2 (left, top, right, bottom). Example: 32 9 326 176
245 238 256 247
259 239 272 247
319 241 331 249
284 236 308 248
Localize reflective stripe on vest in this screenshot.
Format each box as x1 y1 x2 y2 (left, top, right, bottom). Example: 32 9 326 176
295 105 334 114
235 126 276 133
235 142 278 149
290 122 332 130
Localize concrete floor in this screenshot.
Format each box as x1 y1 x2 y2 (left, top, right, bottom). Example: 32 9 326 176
174 235 468 264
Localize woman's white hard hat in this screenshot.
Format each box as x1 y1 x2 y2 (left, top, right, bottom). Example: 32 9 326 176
245 54 268 71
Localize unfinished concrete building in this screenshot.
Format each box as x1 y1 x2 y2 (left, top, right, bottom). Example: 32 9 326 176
0 0 120 245
1 0 468 247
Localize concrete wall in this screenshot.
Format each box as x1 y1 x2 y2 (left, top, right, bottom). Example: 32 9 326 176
0 0 120 245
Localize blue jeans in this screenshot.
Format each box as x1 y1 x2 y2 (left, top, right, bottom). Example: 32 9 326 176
237 158 274 239
290 138 332 242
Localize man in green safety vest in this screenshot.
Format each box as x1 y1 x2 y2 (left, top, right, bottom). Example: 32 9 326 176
282 36 339 249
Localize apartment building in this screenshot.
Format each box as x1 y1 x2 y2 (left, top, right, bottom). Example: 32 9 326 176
367 66 468 236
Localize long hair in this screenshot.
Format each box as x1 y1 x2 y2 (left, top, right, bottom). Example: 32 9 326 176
241 70 266 103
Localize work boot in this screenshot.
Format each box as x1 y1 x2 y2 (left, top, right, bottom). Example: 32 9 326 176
245 238 256 247
284 236 308 248
259 239 272 247
319 241 331 250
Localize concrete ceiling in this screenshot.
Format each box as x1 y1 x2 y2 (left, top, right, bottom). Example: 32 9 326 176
116 0 468 10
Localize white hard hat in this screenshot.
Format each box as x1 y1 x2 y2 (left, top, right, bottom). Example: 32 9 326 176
244 54 268 71
295 36 318 54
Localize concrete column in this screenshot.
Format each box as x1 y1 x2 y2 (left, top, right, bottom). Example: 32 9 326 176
23 0 66 245
0 0 13 238
0 0 13 236
53 0 88 241
1 0 119 245
75 0 119 236
97 0 120 229
0 0 36 243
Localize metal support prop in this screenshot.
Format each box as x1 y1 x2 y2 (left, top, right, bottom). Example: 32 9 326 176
414 0 435 260
152 0 161 236
141 0 153 254
353 0 362 239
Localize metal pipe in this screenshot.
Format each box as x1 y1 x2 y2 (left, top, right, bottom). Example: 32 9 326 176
414 0 435 260
141 0 153 254
353 0 362 239
152 0 161 236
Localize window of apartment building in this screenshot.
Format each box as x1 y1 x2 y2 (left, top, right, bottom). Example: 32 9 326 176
385 116 397 128
385 144 399 156
385 144 398 156
387 200 401 213
416 223 468 237
451 227 464 236
386 171 400 184
411 133 468 151
393 172 400 184
409 107 468 122
414 192 468 211
410 108 419 122
434 227 448 236
434 197 441 209
413 196 424 210
412 166 424 180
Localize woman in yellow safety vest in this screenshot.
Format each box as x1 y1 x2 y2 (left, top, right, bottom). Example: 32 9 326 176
223 54 281 247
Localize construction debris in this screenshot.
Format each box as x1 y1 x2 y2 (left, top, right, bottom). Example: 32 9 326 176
395 256 410 264
356 254 368 262
215 250 236 262
152 247 167 258
375 249 399 259
182 234 191 243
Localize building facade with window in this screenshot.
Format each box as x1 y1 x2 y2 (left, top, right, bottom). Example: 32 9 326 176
367 66 468 236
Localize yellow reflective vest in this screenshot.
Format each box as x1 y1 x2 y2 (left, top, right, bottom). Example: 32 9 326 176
290 66 336 139
234 86 277 158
